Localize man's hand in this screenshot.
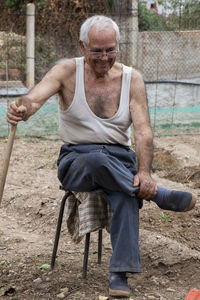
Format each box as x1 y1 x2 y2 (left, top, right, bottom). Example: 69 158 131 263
7 101 27 125
133 171 157 199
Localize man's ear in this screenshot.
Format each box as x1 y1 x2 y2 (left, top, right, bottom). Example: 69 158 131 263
79 40 85 53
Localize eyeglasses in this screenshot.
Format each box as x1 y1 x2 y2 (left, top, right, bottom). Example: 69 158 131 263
86 48 118 59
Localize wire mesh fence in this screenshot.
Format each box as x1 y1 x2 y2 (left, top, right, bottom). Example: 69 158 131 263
0 1 200 138
137 31 200 81
146 81 200 136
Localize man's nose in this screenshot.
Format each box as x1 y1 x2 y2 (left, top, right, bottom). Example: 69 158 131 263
101 52 109 60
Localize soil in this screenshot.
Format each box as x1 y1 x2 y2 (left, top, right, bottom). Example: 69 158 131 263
0 135 200 300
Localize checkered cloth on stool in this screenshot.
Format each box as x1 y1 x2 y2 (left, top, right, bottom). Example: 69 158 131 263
65 189 112 243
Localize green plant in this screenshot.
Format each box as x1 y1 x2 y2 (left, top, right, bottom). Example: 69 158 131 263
35 34 59 81
172 161 179 169
5 0 24 11
138 2 166 31
161 0 200 30
160 211 169 222
0 32 25 70
39 263 51 269
0 31 59 82
35 35 58 66
5 0 45 10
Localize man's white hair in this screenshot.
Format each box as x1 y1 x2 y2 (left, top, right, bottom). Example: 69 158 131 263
79 15 120 48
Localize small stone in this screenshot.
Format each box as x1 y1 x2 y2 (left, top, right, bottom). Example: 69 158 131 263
166 288 176 292
66 250 76 254
33 277 42 284
60 287 69 293
99 296 109 300
151 277 159 286
57 292 65 299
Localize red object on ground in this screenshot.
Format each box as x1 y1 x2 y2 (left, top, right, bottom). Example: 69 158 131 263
185 289 200 300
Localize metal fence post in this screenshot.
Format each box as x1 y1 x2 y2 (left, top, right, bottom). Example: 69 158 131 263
26 3 35 89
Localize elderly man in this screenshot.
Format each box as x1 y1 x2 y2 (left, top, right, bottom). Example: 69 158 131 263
7 15 195 298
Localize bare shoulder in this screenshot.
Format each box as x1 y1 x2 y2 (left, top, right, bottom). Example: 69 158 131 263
129 68 147 105
130 68 146 96
55 58 76 71
131 68 144 84
45 58 76 82
113 62 122 70
114 63 144 84
111 62 123 74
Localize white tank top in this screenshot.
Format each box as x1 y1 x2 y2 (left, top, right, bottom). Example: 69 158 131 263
58 57 132 146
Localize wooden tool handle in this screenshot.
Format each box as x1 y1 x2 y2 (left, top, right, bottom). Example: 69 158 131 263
0 98 22 205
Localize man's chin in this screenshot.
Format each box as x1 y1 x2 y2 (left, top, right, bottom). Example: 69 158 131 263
96 63 110 72
96 62 109 67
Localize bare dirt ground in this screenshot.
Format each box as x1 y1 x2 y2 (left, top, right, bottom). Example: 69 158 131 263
0 135 200 300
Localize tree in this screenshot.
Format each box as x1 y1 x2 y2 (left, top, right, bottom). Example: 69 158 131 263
138 2 166 31
139 0 200 30
181 0 200 28
5 0 45 10
164 0 200 28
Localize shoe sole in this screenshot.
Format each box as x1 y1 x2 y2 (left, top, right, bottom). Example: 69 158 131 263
109 287 131 297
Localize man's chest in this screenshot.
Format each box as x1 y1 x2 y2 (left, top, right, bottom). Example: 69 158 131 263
84 73 122 118
85 82 121 118
59 70 122 119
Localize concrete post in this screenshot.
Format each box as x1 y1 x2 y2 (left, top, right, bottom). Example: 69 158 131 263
128 0 139 68
114 0 139 67
26 3 35 89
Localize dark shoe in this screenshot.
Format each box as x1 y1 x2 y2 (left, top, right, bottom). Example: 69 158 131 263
182 193 196 211
153 187 196 212
109 272 131 297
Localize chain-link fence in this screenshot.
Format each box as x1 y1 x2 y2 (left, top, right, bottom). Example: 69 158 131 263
137 31 200 81
0 0 200 138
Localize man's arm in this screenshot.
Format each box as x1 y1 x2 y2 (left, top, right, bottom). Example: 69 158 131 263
129 69 157 199
7 61 70 125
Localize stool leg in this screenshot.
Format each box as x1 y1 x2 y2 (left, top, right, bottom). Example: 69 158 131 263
82 232 90 279
98 229 103 264
51 191 70 269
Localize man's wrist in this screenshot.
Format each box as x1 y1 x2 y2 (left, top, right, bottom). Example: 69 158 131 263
138 169 151 176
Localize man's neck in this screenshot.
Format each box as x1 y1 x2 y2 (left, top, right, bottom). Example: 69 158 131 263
84 62 115 81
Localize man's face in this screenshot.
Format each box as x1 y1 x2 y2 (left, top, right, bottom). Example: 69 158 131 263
83 26 117 77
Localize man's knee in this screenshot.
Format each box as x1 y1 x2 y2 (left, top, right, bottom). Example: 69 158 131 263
89 151 109 169
73 151 109 171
